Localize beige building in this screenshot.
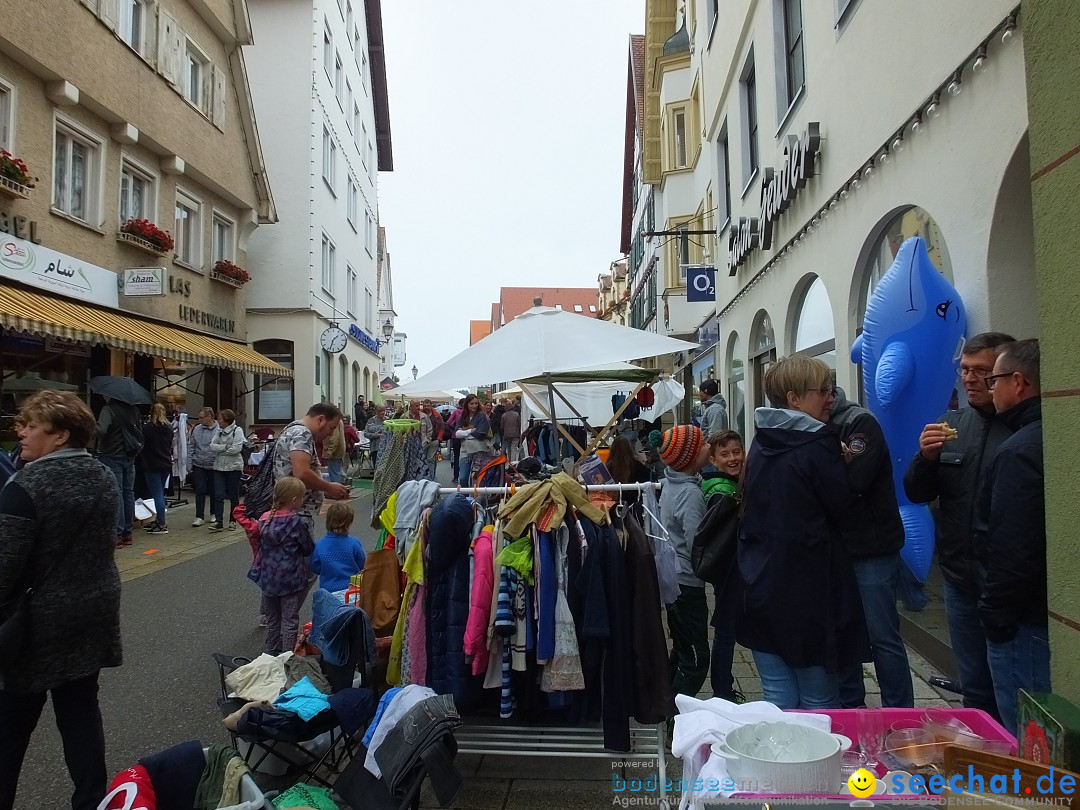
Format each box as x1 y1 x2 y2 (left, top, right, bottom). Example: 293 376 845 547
0 0 284 441
597 261 629 326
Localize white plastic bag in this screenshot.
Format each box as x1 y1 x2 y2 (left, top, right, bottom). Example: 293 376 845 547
652 534 681 606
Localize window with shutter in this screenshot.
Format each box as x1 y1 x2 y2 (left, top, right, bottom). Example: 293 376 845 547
212 67 226 128
99 0 119 31
157 11 179 85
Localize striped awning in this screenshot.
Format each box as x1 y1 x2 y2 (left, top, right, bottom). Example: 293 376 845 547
0 285 292 377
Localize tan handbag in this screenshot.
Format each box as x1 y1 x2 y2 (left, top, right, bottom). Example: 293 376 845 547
357 547 403 637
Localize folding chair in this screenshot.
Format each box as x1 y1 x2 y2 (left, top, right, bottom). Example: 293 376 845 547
212 609 377 789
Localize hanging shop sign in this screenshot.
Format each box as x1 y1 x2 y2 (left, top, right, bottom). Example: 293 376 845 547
728 122 822 272
686 266 717 303
122 267 166 296
0 232 118 308
348 323 380 355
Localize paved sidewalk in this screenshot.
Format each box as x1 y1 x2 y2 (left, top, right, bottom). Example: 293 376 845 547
113 487 373 583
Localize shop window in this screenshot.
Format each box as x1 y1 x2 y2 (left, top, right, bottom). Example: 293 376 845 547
253 339 294 422
726 331 746 438
174 189 202 267
792 275 835 366
750 310 776 408
54 121 102 223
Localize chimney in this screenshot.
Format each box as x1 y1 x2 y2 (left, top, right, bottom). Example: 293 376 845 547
533 297 543 306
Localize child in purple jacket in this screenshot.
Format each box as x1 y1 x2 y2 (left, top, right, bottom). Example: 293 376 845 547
247 476 315 654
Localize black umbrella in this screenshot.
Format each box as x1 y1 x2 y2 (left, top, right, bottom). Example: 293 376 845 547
88 375 153 405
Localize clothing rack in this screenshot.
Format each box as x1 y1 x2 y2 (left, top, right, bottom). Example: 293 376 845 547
432 479 670 810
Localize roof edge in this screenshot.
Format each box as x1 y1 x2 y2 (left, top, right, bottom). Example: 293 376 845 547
366 0 394 172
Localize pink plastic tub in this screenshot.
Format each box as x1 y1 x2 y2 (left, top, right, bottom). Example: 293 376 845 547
729 707 1016 802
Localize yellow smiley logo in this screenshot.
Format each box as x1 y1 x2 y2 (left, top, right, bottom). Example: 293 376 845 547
848 768 878 798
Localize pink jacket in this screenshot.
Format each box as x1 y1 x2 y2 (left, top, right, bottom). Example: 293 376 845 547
463 526 495 675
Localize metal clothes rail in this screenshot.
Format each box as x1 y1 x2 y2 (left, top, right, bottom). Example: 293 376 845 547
435 480 671 810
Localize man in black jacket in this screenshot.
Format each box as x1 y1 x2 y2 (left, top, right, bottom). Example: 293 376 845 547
96 396 143 547
974 338 1049 734
903 332 1014 720
829 387 913 708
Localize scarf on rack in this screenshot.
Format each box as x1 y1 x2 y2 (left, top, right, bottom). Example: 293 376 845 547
497 472 608 539
372 431 406 523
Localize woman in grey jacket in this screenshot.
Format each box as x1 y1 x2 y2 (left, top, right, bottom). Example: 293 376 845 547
0 390 122 810
209 408 245 532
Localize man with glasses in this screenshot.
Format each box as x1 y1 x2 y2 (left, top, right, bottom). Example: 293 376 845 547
903 332 1015 721
973 338 1048 734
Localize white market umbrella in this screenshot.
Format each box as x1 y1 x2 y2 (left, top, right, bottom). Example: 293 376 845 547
395 304 698 395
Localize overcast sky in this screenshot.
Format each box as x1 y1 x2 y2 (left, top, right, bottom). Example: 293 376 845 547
378 0 644 379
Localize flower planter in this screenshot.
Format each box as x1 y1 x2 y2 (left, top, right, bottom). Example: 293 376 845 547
210 268 245 288
0 176 30 199
117 231 168 256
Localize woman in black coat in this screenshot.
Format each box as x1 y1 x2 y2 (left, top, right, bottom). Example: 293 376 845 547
736 355 869 709
140 403 174 534
0 391 122 810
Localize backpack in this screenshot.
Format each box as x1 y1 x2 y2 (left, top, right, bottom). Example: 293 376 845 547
637 385 655 409
428 409 445 441
691 474 746 585
242 440 280 519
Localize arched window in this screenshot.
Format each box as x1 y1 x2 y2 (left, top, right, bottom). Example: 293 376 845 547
793 276 836 366
859 206 952 320
252 339 294 422
726 331 746 438
750 310 776 408
352 363 360 409
363 368 371 401
855 206 952 403
338 355 348 412
322 350 332 404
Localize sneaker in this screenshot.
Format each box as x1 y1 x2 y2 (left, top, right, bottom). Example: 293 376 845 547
208 522 224 532
192 517 204 527
115 533 133 548
228 521 237 531
147 524 169 535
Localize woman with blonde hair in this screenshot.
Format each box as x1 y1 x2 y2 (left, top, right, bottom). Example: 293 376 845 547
140 403 174 535
0 390 122 809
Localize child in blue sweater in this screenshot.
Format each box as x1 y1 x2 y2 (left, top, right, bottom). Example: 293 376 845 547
310 502 366 592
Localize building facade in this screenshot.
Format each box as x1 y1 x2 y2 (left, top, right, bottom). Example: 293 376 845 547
375 226 405 386
656 0 1034 440
0 0 283 444
244 0 392 425
597 261 628 326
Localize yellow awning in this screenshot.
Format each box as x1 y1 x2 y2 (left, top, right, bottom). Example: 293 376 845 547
0 284 292 377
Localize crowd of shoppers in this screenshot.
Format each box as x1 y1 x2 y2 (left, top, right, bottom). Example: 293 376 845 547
673 337 1048 731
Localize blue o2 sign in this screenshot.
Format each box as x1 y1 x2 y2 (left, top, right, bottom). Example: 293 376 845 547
686 266 716 302
348 324 380 355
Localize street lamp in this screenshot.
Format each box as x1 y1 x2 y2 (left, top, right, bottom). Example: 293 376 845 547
381 319 393 340
411 365 418 380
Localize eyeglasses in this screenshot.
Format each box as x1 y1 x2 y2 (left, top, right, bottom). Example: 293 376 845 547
957 366 993 380
984 371 1016 390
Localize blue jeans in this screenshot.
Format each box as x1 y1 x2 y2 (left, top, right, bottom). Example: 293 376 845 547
943 579 1000 719
100 456 134 537
190 465 213 520
840 553 914 708
144 470 168 526
752 650 839 709
327 458 343 483
458 456 471 487
986 624 1051 736
213 469 242 524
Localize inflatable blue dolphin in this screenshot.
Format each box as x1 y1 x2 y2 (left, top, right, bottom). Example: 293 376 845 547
851 236 967 581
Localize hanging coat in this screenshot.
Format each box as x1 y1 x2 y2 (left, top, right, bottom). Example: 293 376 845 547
424 493 475 706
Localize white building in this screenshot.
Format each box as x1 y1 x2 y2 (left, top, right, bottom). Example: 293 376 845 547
375 226 406 386
649 0 1034 437
243 0 393 425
